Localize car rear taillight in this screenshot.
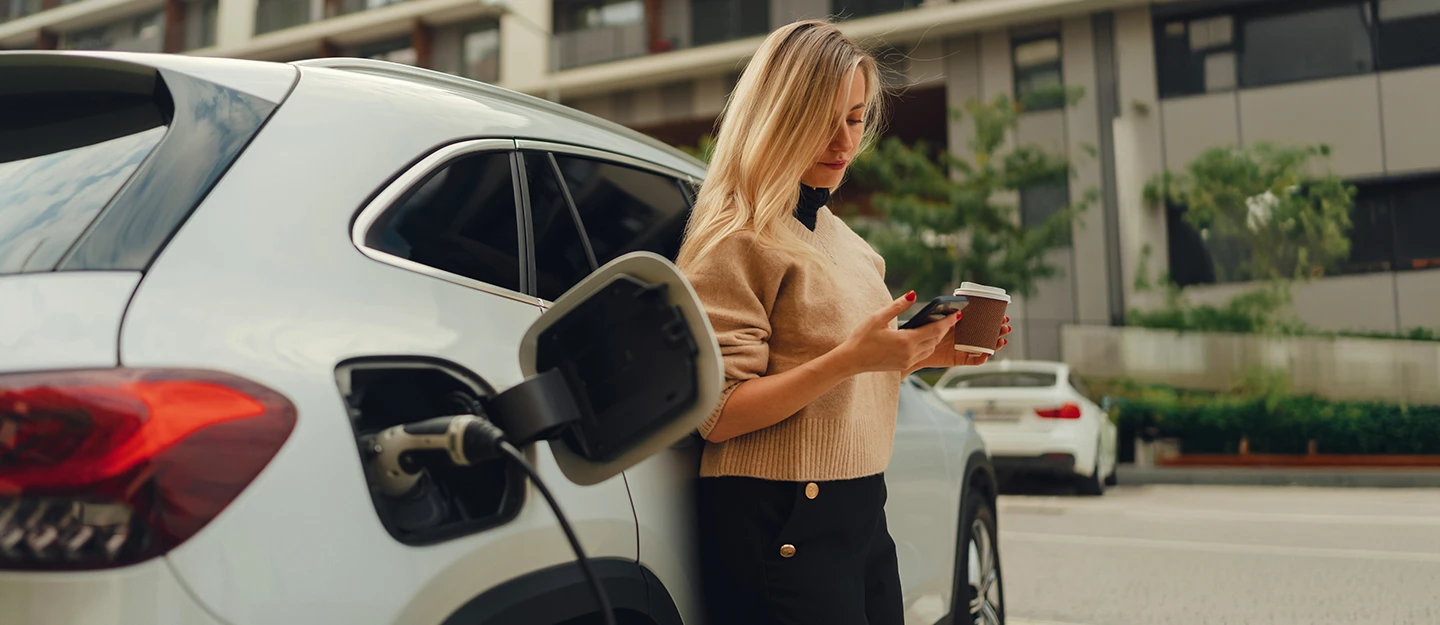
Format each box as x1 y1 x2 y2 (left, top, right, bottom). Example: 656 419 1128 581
1035 403 1081 419
0 369 295 570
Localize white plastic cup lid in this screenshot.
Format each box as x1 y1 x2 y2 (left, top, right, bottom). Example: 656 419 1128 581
953 282 1011 302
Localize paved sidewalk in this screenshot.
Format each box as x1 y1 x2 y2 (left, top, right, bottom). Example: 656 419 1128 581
1117 465 1440 488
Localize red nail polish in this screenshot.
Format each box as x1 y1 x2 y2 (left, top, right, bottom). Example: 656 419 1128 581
905 291 916 302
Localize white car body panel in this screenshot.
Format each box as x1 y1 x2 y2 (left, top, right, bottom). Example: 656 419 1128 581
890 377 987 620
0 560 223 625
0 272 139 373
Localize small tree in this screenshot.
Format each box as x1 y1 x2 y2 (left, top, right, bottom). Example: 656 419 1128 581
1144 143 1356 282
842 91 1096 297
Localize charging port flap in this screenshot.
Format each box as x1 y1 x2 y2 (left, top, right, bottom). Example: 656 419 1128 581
511 252 722 486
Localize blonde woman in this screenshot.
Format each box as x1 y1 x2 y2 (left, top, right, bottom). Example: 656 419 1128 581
679 19 1012 625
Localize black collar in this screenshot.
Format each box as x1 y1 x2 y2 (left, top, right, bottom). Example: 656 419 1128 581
794 184 831 231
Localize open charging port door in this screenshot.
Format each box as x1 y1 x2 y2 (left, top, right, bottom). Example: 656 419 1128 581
491 252 723 486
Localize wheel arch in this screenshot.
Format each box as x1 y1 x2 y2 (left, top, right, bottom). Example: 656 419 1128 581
439 558 682 625
964 450 999 510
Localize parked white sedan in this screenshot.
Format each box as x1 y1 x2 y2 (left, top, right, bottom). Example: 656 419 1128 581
935 360 1118 495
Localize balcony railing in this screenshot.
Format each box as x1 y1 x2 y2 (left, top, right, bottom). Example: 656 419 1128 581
1 0 43 24
550 0 931 70
552 21 647 71
337 0 406 17
832 0 919 20
255 0 311 34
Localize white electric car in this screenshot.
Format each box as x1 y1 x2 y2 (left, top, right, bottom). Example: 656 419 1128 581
935 361 1118 495
1 52 1004 625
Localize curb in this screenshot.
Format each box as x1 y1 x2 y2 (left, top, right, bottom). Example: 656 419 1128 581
1117 465 1440 488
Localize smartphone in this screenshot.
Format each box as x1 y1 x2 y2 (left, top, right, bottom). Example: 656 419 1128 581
900 295 968 330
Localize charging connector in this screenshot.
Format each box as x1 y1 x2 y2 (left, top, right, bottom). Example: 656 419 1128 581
364 412 616 625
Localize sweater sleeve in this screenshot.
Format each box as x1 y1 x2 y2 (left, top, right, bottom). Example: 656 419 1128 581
681 233 779 439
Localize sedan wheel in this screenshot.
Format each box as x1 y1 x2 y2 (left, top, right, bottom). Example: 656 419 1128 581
965 494 1004 625
1076 438 1106 496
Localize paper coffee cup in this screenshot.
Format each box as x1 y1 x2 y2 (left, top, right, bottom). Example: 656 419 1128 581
952 282 1010 355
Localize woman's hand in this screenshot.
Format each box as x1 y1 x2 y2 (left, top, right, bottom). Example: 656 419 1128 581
909 315 1012 373
836 291 960 375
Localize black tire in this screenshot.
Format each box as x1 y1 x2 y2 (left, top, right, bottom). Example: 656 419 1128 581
1104 468 1119 487
1076 442 1105 496
951 489 1004 625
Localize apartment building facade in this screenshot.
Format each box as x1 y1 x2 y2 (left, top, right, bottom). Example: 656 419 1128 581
7 0 1440 359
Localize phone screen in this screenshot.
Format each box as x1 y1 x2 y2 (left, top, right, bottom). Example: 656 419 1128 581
900 296 968 330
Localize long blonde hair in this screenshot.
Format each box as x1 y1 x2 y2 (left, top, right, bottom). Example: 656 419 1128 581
677 20 886 269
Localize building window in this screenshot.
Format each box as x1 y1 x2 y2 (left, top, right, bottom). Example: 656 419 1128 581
691 0 768 47
1013 34 1064 111
832 0 914 20
1240 2 1374 88
556 0 643 32
1378 0 1440 70
461 21 500 82
359 37 417 65
184 0 220 50
1155 14 1237 98
1169 175 1440 283
1348 183 1398 273
552 0 647 70
60 10 164 51
1151 1 1440 98
254 0 309 34
63 25 115 50
1390 180 1440 269
4 0 42 21
1020 182 1072 245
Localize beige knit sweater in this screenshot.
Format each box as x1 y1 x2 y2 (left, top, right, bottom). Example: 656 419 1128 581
683 207 902 482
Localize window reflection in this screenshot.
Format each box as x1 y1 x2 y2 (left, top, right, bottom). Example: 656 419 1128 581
0 126 168 274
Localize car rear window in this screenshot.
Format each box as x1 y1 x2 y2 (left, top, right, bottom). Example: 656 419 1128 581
0 71 170 274
942 372 1058 389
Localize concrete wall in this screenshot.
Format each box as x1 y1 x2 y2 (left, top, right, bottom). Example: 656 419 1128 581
1175 267 1440 337
1063 324 1440 406
1379 65 1440 176
1237 76 1385 178
1159 67 1440 180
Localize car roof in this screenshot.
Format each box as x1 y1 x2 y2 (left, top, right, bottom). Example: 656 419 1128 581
290 57 709 180
935 359 1069 383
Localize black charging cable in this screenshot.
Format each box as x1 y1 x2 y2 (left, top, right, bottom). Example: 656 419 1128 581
496 440 616 625
368 401 617 625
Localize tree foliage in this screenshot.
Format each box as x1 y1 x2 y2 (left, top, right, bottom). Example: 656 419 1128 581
841 91 1095 297
1144 143 1356 282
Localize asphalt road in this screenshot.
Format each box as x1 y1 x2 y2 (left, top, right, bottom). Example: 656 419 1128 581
998 484 1440 625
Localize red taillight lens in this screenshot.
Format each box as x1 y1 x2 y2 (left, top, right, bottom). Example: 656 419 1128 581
1035 403 1082 419
0 369 295 570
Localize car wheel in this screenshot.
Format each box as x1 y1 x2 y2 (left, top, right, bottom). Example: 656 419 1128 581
959 491 1004 625
1076 440 1105 496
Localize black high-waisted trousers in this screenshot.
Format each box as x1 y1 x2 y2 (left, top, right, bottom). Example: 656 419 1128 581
696 473 904 625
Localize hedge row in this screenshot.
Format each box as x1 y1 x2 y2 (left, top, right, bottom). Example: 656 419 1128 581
1110 384 1440 456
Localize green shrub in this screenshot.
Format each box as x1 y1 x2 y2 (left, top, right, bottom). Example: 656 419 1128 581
1108 380 1440 456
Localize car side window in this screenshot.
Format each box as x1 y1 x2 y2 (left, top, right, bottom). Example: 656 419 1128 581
522 152 596 301
367 150 523 294
551 154 690 264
